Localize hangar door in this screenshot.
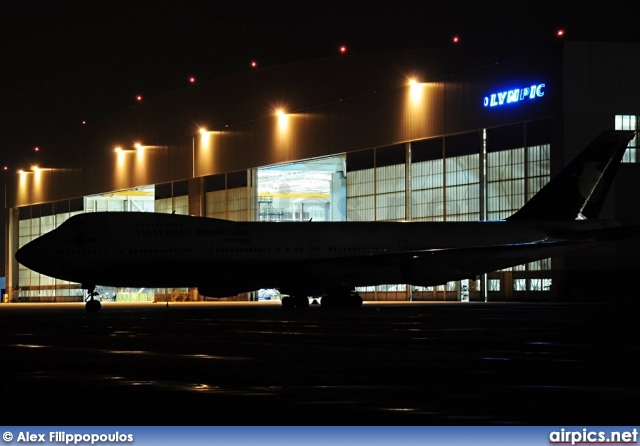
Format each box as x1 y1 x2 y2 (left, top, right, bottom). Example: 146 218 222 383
257 156 346 222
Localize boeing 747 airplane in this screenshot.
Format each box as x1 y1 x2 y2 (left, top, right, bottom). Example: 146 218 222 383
15 130 639 311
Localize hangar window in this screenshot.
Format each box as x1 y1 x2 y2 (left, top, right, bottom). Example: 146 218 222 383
486 124 525 220
444 132 482 222
486 147 525 220
346 146 408 222
445 154 480 221
411 142 444 221
346 150 375 221
375 145 406 221
513 279 527 291
376 163 405 221
526 144 551 200
615 115 638 162
530 278 552 291
487 279 500 292
347 169 375 221
528 258 551 270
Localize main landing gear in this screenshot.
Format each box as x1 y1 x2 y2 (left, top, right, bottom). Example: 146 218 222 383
84 285 102 313
280 289 363 309
281 295 310 309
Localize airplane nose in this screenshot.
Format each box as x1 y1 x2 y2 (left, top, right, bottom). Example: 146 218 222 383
15 244 28 266
15 240 38 269
14 231 79 282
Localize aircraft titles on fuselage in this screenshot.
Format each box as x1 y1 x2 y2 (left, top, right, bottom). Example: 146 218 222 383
135 227 251 244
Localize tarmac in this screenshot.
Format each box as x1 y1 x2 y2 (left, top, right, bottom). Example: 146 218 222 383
1 300 638 425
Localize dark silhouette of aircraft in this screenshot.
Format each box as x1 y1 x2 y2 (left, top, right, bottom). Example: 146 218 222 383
16 130 639 311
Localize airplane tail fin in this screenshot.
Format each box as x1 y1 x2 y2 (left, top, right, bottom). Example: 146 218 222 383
507 130 635 221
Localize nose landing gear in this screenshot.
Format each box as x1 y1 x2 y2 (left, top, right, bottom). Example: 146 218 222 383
84 285 102 313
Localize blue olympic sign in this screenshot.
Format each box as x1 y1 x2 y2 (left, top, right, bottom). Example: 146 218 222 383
484 83 545 108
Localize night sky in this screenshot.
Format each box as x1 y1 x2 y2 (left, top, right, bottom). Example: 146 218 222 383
1 0 640 270
3 0 640 168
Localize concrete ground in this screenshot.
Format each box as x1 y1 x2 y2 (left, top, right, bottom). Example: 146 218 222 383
1 301 637 425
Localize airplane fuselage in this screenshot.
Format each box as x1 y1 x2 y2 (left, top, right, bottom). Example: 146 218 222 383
16 211 617 296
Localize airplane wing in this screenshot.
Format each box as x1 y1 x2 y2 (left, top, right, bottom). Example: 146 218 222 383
282 223 640 289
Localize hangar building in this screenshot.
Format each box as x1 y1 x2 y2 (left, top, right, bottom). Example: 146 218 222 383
5 41 640 303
